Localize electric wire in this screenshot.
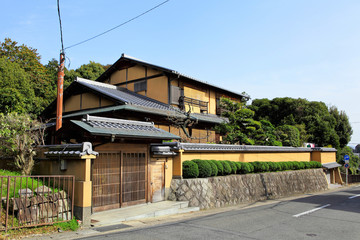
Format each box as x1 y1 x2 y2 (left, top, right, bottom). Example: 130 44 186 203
64 0 170 50
57 0 65 54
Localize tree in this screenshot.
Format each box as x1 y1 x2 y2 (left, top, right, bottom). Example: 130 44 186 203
75 61 105 80
0 113 45 175
0 57 35 113
275 125 301 147
0 38 55 114
250 97 351 148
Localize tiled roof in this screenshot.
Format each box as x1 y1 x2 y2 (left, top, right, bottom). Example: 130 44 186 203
162 142 331 153
115 54 250 99
76 77 178 112
44 142 99 157
322 162 341 169
190 113 227 124
71 115 180 140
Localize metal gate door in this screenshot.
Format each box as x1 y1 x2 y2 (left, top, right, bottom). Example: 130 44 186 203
122 152 147 206
92 152 121 212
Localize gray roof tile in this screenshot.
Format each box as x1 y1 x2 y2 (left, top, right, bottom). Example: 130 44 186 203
71 115 180 140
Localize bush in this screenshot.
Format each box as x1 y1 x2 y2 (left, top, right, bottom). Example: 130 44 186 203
220 161 232 175
192 160 212 178
211 160 224 176
309 161 322 168
266 162 276 172
240 162 253 174
226 161 237 174
234 162 242 174
298 161 305 169
207 160 218 176
287 161 294 170
182 161 199 178
251 162 269 173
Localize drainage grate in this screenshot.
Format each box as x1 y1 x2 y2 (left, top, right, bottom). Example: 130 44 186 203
92 224 132 232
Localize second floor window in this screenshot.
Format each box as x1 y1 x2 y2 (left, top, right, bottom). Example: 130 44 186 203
134 80 147 92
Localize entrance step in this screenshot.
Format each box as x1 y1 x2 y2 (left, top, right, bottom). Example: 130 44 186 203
91 201 199 227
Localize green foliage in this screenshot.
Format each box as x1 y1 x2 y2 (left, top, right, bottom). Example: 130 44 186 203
182 161 199 178
250 162 269 173
226 161 237 174
192 160 212 178
336 146 360 174
275 125 301 147
207 160 218 176
250 97 352 148
211 160 224 176
220 161 232 175
0 113 45 175
54 217 79 231
75 61 106 80
0 38 55 115
234 162 242 174
0 57 36 114
239 162 253 174
0 169 45 198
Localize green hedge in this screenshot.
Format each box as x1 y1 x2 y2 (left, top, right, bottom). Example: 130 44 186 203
220 161 232 175
226 161 237 174
207 160 218 176
192 160 212 178
211 160 224 176
182 161 199 178
186 159 323 178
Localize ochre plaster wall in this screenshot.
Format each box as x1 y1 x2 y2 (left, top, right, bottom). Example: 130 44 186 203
147 76 168 104
311 151 336 164
62 92 115 113
179 152 311 163
37 156 94 208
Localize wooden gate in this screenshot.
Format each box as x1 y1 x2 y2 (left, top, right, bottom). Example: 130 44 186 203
92 148 148 212
122 152 147 206
92 152 121 212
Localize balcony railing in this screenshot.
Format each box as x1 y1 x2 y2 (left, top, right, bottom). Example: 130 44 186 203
180 96 208 113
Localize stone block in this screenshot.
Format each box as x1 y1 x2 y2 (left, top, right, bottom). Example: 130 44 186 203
18 188 33 197
34 186 52 195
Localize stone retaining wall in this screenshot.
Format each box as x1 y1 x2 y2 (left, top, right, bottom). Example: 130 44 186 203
168 169 328 209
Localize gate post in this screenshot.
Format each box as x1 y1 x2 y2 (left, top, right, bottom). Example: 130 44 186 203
73 155 95 227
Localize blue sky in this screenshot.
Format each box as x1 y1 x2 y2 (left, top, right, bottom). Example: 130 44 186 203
1 0 360 146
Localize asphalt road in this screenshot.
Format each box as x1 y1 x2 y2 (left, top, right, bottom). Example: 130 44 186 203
78 186 360 240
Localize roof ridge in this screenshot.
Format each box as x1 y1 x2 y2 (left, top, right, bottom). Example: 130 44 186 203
76 77 118 90
84 115 154 127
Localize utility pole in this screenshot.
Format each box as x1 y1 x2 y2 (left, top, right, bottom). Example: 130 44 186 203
56 52 65 131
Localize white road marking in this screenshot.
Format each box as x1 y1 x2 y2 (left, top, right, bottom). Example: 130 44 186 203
293 204 331 218
349 194 360 199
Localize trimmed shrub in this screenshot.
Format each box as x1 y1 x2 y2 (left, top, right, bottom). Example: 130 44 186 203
309 161 322 168
240 162 253 174
298 161 305 169
292 161 300 170
287 161 294 170
192 160 212 178
226 161 237 174
278 162 289 171
303 161 311 169
251 161 269 173
211 160 224 176
207 160 218 176
234 162 242 174
274 162 282 171
220 161 232 175
182 161 199 178
266 162 276 172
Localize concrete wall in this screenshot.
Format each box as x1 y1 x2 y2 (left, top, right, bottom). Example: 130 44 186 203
169 169 329 209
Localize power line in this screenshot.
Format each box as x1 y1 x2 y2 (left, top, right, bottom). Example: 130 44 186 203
64 0 170 50
57 0 65 54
